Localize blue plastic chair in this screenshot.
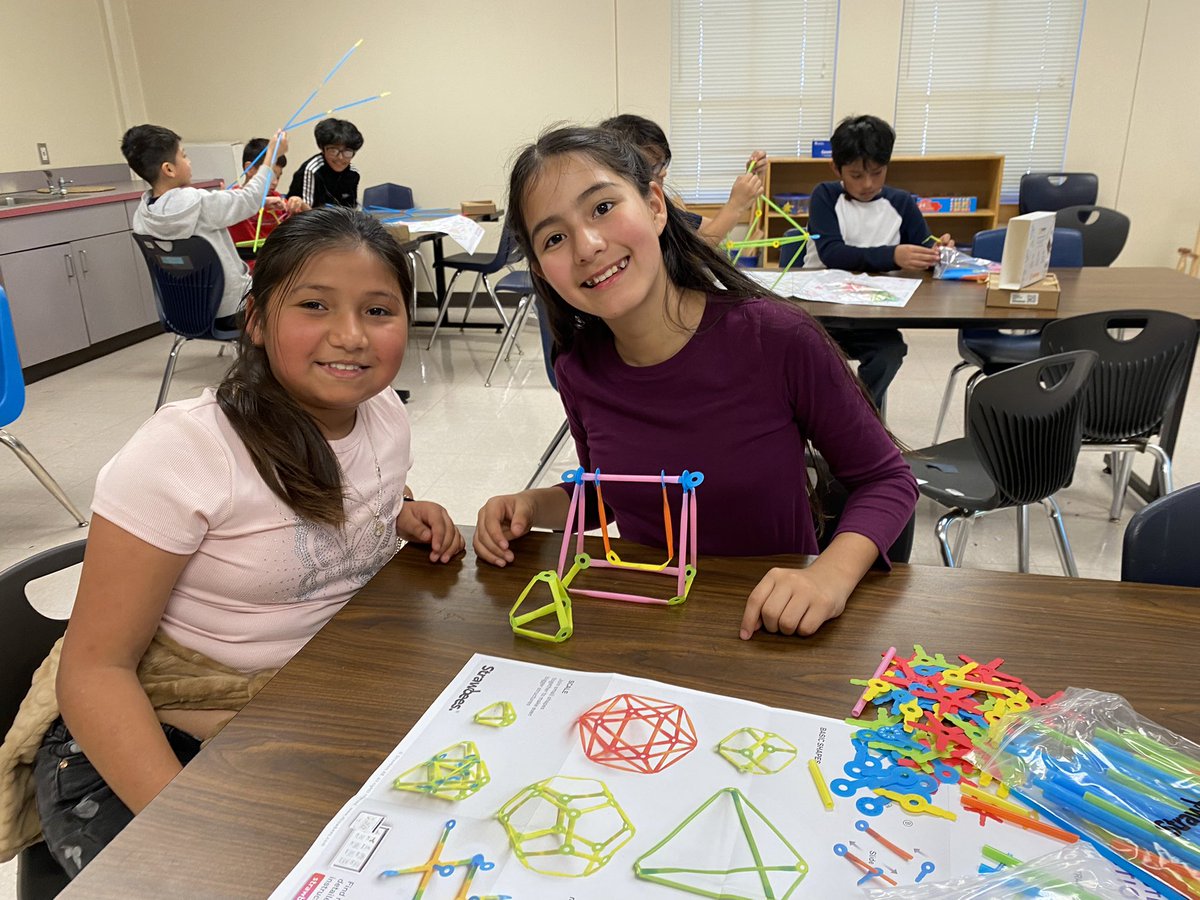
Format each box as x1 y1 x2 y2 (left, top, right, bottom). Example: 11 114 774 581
426 228 521 350
0 287 88 527
931 227 1084 442
1122 482 1200 587
362 183 415 211
132 234 239 409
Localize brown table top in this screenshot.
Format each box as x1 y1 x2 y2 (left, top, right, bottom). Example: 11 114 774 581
787 266 1200 327
63 530 1200 898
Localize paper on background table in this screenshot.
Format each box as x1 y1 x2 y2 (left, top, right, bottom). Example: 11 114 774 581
384 214 485 254
269 654 1077 900
748 269 922 307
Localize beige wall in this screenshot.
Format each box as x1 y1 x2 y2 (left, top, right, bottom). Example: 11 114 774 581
5 0 1196 266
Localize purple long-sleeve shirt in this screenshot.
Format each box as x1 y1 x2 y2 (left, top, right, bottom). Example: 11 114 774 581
554 296 918 562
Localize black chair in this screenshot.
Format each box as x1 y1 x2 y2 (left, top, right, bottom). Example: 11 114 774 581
362 183 414 211
1018 172 1099 215
1054 205 1130 266
932 227 1084 443
132 235 238 410
907 350 1097 575
525 298 572 490
484 269 536 387
426 228 520 350
1122 482 1200 587
2 540 86 899
1041 310 1197 520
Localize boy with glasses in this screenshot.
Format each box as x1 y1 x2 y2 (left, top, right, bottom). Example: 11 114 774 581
287 117 363 209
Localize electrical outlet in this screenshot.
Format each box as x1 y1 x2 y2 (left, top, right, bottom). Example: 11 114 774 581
37 143 50 165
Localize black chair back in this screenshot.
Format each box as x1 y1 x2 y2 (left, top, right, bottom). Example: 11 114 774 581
0 541 84 736
1018 172 1099 215
1041 310 1196 443
132 235 232 339
1053 205 1130 266
967 350 1097 506
1122 482 1200 587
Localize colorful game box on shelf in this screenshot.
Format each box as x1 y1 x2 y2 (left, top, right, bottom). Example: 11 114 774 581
917 196 979 213
812 140 832 158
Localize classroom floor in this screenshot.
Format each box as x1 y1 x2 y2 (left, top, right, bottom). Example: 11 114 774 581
1 315 1195 894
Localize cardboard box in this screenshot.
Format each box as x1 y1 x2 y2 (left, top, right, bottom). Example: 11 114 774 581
985 272 1060 310
382 221 411 243
811 140 832 158
460 200 497 218
916 196 978 213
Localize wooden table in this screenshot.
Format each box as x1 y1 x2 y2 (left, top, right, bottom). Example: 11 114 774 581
63 531 1200 898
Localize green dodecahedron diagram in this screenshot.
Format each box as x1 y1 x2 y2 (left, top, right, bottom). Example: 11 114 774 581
497 775 634 877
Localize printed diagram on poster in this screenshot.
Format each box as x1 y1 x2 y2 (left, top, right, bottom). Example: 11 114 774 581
269 655 1077 899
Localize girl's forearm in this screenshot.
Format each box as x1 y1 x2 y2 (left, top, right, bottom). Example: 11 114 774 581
807 531 880 600
57 665 185 814
528 486 573 529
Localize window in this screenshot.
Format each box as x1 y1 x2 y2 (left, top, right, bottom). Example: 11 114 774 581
670 0 839 205
894 0 1085 199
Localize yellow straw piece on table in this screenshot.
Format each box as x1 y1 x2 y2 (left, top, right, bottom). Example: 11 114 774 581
808 759 834 811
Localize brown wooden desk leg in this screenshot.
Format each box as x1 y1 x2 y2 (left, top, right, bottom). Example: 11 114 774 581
1128 320 1198 502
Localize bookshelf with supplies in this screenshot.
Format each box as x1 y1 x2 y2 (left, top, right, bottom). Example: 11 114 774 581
758 154 1004 266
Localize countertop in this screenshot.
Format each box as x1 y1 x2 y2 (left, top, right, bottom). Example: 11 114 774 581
0 178 223 220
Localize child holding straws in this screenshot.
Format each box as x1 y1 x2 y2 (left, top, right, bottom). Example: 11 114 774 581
474 125 918 640
125 126 288 328
1 208 463 877
228 137 312 260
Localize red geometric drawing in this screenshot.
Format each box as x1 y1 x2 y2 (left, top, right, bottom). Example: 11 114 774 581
577 694 699 774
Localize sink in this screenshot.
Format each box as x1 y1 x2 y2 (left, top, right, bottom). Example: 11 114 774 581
1 194 60 207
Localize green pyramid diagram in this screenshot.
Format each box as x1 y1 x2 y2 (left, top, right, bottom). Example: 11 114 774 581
633 787 808 899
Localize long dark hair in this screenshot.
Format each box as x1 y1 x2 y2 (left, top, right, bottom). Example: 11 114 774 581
216 207 412 526
507 125 894 532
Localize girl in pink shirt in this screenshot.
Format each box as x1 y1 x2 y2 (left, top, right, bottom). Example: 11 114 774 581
37 208 463 878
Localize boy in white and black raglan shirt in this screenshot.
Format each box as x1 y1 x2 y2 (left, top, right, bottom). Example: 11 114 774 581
287 117 362 209
804 115 952 408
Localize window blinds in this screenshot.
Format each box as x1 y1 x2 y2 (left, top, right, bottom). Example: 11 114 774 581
670 0 839 204
894 0 1085 199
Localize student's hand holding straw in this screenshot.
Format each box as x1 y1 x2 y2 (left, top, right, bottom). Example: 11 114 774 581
396 499 466 563
285 196 311 214
895 241 941 269
267 130 289 163
728 152 769 212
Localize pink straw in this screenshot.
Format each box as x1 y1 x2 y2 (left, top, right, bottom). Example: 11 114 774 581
851 646 897 717
557 483 580 575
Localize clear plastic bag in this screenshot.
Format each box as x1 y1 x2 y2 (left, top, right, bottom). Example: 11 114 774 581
865 842 1170 898
933 245 1000 281
970 687 1200 899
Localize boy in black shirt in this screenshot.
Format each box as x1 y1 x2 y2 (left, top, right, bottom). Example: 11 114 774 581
287 118 362 208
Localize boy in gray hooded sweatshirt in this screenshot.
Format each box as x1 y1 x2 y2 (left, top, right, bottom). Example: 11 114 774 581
123 126 288 328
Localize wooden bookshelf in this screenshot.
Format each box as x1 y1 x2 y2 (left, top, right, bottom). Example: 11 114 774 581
758 154 1004 265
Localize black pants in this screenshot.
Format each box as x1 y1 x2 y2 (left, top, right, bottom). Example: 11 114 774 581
825 326 907 409
33 717 202 878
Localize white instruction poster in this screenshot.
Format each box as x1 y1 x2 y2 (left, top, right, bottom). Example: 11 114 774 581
270 654 1074 899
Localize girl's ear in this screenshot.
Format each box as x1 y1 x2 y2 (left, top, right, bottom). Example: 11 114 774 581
647 180 668 236
244 295 265 346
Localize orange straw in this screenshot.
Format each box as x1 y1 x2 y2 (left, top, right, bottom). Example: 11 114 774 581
961 796 1077 843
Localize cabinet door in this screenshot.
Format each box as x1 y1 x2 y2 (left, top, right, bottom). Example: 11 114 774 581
73 232 157 343
0 245 90 367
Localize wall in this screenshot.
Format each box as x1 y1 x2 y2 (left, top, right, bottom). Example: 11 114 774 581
7 0 1196 267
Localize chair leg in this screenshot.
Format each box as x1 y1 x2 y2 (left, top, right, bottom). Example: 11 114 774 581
1041 495 1078 577
460 274 484 328
1142 442 1174 497
1017 504 1031 572
480 275 511 331
426 270 465 350
952 512 976 565
156 334 188 410
506 292 537 359
932 360 973 443
484 294 533 387
1109 451 1136 521
0 430 88 526
934 510 964 567
525 419 572 490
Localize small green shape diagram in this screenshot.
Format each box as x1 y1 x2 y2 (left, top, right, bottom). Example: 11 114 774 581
497 775 634 877
716 727 798 775
474 701 517 728
633 787 809 898
392 741 490 801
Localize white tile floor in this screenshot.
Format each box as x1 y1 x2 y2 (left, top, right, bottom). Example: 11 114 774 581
2 316 1195 894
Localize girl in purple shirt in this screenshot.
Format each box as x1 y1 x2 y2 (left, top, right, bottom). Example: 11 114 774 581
474 126 918 639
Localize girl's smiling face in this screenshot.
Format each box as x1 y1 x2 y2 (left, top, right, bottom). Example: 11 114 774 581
523 153 669 328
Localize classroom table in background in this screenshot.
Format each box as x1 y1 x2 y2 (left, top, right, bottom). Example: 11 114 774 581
60 529 1200 898
788 267 1200 502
